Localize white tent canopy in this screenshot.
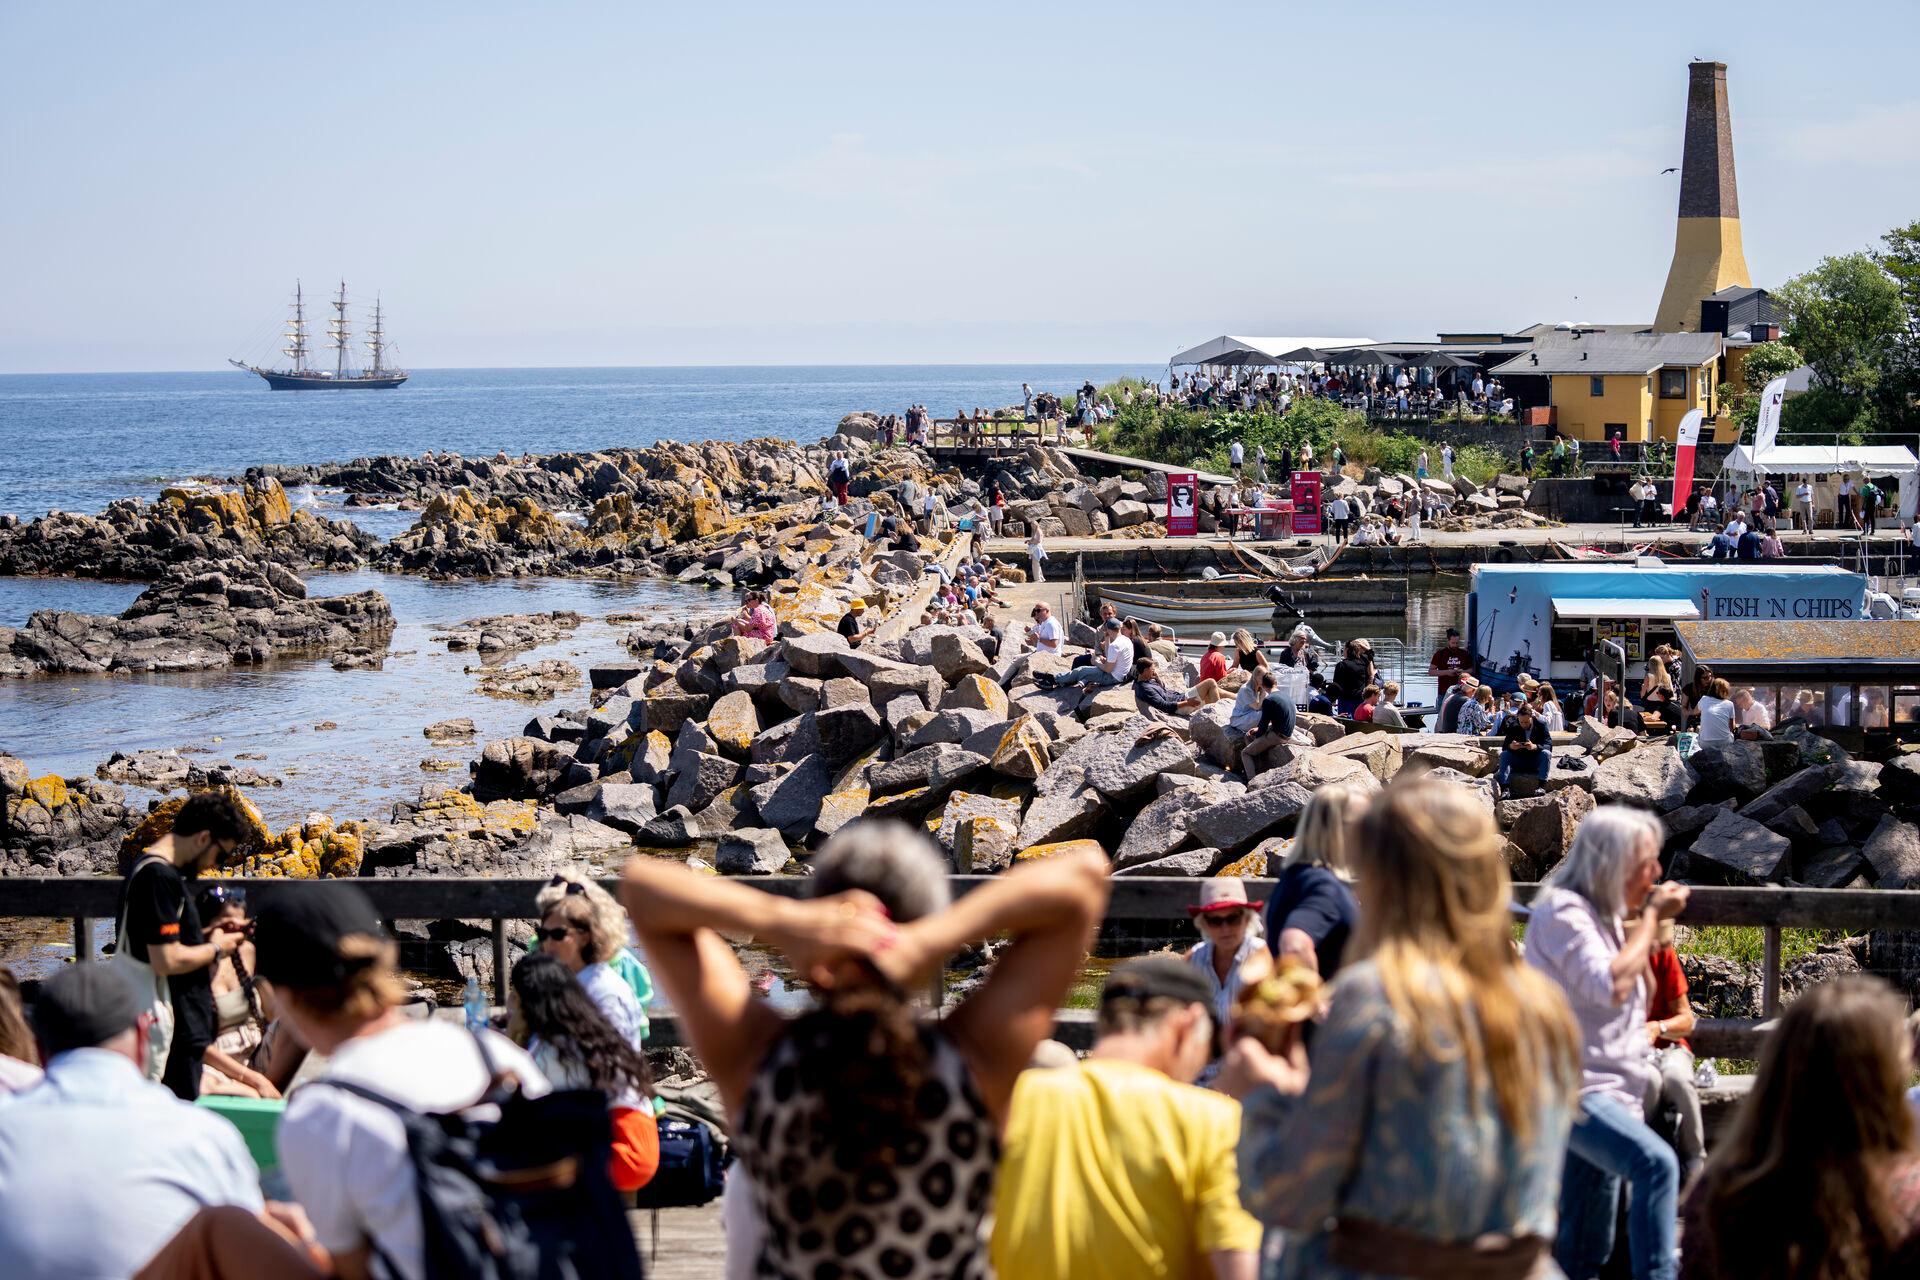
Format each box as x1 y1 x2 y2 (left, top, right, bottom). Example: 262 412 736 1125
1168 335 1373 367
1724 444 1920 521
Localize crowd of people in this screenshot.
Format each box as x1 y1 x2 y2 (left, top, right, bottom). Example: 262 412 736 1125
2 770 1919 1278
1164 367 1514 422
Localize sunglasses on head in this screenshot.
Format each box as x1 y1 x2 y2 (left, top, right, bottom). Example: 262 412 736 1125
534 925 580 943
546 876 586 896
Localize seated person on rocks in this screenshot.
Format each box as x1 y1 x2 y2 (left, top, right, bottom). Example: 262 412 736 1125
1371 681 1407 727
1132 655 1219 717
1037 617 1133 690
1241 675 1300 781
1495 700 1552 798
732 590 777 642
836 598 872 648
1226 668 1276 770
1603 689 1645 734
1024 601 1063 654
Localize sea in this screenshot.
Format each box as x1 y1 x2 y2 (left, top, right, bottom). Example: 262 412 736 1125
0 364 1463 974
0 365 1164 819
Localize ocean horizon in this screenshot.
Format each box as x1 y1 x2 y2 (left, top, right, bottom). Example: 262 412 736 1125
0 363 1162 517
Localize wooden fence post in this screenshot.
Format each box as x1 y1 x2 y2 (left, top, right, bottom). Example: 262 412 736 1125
1761 924 1782 1016
72 916 92 963
491 918 509 1009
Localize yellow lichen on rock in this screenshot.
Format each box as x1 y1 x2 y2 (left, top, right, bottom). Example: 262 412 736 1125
119 787 272 869
22 775 70 810
1213 849 1267 879
1014 838 1105 865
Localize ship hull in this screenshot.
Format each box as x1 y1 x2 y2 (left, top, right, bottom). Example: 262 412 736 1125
255 370 408 390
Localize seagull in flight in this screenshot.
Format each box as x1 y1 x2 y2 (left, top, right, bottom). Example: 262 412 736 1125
1660 167 1678 174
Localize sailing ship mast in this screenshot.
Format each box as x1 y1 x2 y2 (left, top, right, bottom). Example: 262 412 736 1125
283 281 310 372
328 281 351 378
365 295 387 375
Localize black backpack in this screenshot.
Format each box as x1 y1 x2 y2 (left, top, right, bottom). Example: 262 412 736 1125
325 1031 643 1280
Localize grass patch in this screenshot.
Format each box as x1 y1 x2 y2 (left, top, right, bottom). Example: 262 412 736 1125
1676 926 1842 966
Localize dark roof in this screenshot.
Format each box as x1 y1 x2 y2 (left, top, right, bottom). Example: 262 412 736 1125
1488 331 1723 377
1706 285 1765 302
1675 621 1920 667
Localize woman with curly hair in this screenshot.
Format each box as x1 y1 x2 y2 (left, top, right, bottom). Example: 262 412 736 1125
621 819 1109 1280
1681 975 1920 1280
536 869 653 1042
537 871 649 1056
510 951 658 1193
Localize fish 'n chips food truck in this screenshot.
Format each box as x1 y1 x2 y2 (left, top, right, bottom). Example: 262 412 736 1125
1467 561 1869 695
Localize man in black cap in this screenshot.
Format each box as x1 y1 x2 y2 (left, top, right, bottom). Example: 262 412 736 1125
0 966 263 1278
988 955 1261 1278
1036 615 1133 690
117 791 250 1098
261 882 548 1280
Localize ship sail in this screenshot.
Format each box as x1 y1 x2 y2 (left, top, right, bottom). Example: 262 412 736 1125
229 279 408 391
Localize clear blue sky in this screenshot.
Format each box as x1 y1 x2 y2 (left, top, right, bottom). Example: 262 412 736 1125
2 2 1915 372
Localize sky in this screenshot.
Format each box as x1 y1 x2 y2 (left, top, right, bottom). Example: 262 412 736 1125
2 2 1916 373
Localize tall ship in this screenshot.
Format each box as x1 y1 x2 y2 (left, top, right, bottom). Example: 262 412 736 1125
230 281 408 390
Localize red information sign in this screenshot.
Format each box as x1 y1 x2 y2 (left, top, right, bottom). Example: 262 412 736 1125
1290 472 1322 535
1166 471 1198 536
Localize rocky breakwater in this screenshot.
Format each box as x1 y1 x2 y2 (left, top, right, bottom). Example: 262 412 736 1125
0 474 377 579
0 558 392 677
1 753 136 877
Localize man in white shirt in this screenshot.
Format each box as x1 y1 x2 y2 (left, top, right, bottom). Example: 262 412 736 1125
1326 494 1350 538
0 965 265 1279
1732 686 1773 730
261 885 550 1280
1229 440 1245 479
1037 617 1133 689
1024 601 1063 653
1441 442 1455 480
1795 480 1816 535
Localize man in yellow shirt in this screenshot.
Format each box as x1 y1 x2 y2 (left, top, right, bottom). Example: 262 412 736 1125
991 956 1262 1280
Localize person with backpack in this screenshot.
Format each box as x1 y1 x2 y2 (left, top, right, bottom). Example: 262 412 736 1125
827 453 851 505
114 792 250 1098
258 882 641 1280
510 953 658 1194
621 818 1110 1280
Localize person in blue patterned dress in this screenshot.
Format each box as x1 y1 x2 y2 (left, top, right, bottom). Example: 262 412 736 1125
1223 776 1582 1280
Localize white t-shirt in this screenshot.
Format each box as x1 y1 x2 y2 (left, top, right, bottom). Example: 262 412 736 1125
1102 635 1135 673
279 1020 551 1280
1230 442 1244 465
1029 616 1062 651
1696 696 1736 743
1796 484 1813 506
1736 699 1773 729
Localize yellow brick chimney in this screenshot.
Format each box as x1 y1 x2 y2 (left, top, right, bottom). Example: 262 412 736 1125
1654 61 1752 332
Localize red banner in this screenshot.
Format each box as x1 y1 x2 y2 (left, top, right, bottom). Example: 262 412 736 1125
1670 409 1703 517
1165 472 1198 536
1290 472 1322 534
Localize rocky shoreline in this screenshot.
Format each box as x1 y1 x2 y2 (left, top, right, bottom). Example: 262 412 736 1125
3 426 1916 1001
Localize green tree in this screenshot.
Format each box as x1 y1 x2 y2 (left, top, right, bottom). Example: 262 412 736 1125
1875 220 1920 428
1774 252 1904 401
1718 339 1803 437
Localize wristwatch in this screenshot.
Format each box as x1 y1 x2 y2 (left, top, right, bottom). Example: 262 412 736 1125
1656 1020 1668 1038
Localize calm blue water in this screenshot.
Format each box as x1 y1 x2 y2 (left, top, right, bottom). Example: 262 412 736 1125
0 365 1160 517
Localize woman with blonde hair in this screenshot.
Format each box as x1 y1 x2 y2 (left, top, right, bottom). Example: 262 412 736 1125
1372 681 1407 728
536 874 648 1057
536 868 653 1041
1681 975 1920 1278
1227 776 1582 1279
1233 627 1270 677
1267 781 1365 980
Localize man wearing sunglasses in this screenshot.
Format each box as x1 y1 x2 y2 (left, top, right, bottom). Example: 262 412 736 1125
115 793 250 1100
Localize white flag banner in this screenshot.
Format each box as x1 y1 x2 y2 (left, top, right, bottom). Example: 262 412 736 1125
1752 376 1787 457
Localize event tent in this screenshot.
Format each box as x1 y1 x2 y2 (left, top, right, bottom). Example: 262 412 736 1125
1723 444 1920 521
1168 335 1372 367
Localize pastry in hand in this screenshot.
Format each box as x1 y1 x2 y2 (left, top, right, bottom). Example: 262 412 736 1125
1232 955 1323 1052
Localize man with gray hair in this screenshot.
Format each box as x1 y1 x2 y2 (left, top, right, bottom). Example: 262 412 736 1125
0 966 264 1278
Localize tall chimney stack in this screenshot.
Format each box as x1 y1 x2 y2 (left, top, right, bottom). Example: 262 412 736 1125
1653 61 1752 332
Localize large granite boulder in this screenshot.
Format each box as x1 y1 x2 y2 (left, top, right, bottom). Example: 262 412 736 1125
1689 808 1793 883
1592 745 1696 812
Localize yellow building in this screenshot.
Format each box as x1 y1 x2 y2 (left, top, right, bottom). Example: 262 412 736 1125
1489 331 1723 443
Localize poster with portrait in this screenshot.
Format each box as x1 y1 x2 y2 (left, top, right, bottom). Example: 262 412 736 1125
1290 472 1322 535
1166 472 1198 536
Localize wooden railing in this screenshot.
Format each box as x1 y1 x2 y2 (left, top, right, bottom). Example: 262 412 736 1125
9 877 1915 1056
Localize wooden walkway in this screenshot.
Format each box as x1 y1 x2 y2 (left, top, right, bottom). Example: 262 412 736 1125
630 1203 728 1277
